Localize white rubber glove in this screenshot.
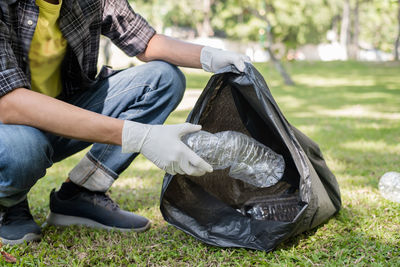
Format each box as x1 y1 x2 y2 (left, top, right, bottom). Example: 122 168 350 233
121 121 213 176
200 46 251 73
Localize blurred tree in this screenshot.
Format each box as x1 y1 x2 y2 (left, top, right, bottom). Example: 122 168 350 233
359 0 397 55
131 0 217 37
197 0 215 37
343 0 370 60
395 0 400 60
243 1 295 85
340 0 351 59
217 0 337 48
130 0 398 59
348 0 360 60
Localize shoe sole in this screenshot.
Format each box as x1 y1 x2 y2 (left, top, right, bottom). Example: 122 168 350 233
1 233 42 245
45 212 151 232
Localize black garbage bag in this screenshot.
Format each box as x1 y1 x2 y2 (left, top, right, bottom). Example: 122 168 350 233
160 64 341 251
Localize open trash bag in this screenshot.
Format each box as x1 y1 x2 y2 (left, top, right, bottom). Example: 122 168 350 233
160 64 341 251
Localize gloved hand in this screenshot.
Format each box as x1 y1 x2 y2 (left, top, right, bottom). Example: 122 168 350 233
121 121 213 176
200 46 251 73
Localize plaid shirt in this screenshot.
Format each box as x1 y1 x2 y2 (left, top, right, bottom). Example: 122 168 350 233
0 0 155 97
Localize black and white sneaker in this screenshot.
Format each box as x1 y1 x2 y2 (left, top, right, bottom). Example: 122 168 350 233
46 187 151 232
0 199 42 245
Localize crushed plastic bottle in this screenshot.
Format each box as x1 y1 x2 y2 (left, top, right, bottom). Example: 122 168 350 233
240 195 299 221
182 130 285 187
379 172 400 203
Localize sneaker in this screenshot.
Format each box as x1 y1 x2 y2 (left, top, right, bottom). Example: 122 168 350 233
0 199 42 245
46 189 151 232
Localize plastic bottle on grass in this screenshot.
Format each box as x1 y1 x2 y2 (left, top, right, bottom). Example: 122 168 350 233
379 172 400 203
182 130 285 187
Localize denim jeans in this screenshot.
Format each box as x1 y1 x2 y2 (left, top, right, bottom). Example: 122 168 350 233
0 61 185 207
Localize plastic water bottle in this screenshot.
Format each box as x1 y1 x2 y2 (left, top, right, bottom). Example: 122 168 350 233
379 172 400 203
182 130 285 187
241 195 300 221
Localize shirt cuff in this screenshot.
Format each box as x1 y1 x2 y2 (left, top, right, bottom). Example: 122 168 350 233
0 67 30 97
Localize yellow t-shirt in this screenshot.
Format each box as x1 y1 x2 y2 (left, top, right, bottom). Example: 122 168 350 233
29 0 67 97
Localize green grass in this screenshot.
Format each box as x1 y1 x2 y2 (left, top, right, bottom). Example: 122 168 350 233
2 61 400 266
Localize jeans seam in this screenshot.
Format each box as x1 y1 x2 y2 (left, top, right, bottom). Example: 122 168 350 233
76 153 117 187
78 164 97 186
86 84 154 110
77 149 109 186
87 151 118 178
96 143 110 163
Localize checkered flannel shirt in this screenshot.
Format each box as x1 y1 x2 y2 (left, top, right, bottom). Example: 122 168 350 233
0 0 156 97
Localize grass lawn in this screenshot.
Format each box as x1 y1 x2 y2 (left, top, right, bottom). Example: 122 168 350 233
2 61 400 266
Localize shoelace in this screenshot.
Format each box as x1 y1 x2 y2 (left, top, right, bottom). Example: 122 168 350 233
90 192 120 211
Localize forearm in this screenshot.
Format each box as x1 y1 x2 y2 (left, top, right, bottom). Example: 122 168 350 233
0 88 123 145
137 34 203 68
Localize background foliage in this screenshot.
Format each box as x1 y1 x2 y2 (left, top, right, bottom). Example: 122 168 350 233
131 0 399 55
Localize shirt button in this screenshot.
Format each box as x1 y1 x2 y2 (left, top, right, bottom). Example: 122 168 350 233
27 20 33 26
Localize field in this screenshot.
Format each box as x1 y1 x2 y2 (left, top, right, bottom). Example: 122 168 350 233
3 61 400 266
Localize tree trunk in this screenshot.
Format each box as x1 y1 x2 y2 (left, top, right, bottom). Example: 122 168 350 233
340 0 351 60
395 0 400 61
267 47 295 86
265 29 295 86
349 0 360 60
246 6 295 86
197 0 214 37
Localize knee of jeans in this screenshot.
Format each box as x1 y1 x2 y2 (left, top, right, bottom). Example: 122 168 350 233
148 61 186 103
0 125 53 190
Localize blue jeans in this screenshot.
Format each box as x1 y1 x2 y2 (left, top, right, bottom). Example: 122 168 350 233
0 61 185 207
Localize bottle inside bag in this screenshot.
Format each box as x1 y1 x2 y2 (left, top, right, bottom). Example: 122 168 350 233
182 130 285 188
240 194 300 221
